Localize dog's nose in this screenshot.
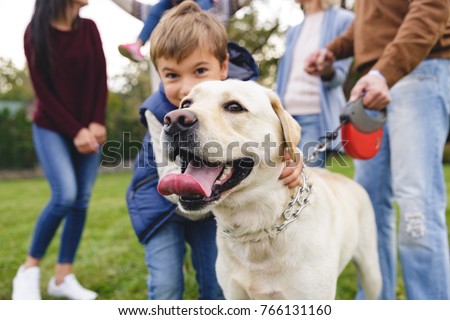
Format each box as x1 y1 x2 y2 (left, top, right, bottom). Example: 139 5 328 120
164 109 198 134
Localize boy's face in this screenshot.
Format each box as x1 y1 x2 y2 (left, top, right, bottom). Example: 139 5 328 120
156 47 229 107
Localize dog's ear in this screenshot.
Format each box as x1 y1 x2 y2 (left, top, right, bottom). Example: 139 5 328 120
265 89 301 162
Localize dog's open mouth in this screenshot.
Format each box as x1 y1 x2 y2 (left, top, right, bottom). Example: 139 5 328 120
158 148 253 208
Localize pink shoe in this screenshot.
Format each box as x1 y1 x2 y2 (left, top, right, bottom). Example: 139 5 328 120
118 43 145 62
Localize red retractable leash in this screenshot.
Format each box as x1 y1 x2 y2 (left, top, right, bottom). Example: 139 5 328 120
340 98 387 160
305 98 387 163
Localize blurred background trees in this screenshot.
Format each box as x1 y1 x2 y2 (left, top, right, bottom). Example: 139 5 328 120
0 58 35 169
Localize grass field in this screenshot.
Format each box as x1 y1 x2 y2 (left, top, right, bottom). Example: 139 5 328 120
0 157 449 300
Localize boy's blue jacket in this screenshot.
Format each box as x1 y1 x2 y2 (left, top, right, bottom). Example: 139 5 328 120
126 42 258 244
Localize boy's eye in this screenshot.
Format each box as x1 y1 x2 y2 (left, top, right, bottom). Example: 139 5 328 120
165 73 178 79
195 68 207 75
181 100 192 109
224 101 246 113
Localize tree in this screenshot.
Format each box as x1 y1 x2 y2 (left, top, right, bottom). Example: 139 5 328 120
0 58 36 169
227 2 284 87
341 0 355 10
0 58 33 101
102 62 150 167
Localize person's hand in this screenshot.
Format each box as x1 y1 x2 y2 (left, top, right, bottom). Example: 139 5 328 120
89 122 107 145
279 148 304 189
305 48 336 77
349 73 391 110
73 128 99 154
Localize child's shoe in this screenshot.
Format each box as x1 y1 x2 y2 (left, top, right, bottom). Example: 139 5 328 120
47 274 97 300
12 265 42 300
118 43 145 62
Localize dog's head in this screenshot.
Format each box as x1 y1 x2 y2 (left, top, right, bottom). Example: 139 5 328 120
158 79 301 214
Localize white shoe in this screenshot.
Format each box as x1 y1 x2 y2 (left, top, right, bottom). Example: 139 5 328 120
12 265 42 300
47 274 97 300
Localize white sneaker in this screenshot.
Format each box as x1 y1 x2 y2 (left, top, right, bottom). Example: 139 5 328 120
12 265 42 300
47 274 97 300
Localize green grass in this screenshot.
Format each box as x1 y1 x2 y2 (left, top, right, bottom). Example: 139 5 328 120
0 157 449 299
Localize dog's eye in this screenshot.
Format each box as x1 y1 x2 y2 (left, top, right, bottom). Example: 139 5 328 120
224 101 245 113
180 100 192 109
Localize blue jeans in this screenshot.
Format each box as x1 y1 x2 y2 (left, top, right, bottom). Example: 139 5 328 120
292 114 326 167
144 214 223 299
355 59 450 299
138 0 213 44
29 125 100 263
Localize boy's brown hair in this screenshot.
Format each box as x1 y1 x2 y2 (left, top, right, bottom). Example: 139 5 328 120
149 1 228 69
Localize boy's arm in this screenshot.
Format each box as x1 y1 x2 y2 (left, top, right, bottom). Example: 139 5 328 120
145 110 180 204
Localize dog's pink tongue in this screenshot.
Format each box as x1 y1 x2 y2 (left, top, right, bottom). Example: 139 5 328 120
158 162 224 197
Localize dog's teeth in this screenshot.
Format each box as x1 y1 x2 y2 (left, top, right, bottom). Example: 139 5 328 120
217 166 232 184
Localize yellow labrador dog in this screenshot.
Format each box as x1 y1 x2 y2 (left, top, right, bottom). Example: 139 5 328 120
156 79 382 300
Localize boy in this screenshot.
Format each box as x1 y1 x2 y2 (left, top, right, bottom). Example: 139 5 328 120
126 1 302 299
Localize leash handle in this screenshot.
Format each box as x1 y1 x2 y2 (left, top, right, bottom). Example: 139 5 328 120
340 98 387 133
304 98 387 164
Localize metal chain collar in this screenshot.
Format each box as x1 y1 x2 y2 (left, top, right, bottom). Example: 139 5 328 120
273 172 312 234
220 172 312 242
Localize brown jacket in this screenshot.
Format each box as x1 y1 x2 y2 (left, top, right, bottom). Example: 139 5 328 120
326 0 450 87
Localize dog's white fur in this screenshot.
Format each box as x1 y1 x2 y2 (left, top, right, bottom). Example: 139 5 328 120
159 79 382 299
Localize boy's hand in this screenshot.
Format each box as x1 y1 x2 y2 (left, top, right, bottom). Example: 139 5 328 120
279 148 304 189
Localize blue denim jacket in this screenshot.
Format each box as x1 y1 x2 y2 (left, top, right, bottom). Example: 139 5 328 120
276 6 354 149
126 42 258 244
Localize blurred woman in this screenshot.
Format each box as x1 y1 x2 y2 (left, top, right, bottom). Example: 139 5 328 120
12 0 107 300
276 0 354 167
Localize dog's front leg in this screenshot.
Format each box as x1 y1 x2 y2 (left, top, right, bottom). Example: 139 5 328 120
223 278 250 300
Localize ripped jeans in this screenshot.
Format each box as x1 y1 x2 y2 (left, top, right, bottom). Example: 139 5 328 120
354 59 450 299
